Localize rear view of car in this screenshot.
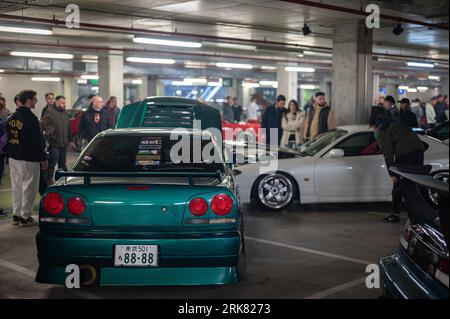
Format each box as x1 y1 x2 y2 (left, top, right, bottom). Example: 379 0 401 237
35 129 245 286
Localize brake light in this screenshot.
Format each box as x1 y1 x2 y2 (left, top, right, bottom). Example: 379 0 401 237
127 186 150 191
211 194 233 216
43 192 64 215
189 198 208 216
67 197 86 216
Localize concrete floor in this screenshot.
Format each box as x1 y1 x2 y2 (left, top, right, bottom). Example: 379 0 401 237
0 151 405 299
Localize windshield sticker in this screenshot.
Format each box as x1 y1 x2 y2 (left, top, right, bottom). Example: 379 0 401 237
136 137 162 168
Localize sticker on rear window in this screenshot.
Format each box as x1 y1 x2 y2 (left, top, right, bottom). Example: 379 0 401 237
135 137 162 168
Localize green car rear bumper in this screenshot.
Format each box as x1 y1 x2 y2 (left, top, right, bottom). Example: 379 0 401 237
36 231 242 286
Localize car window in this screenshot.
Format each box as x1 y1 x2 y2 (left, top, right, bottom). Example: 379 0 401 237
73 134 225 173
334 133 381 157
298 129 348 156
437 124 449 141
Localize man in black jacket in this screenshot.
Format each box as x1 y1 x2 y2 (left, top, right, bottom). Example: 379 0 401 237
5 90 48 226
261 95 286 147
79 96 109 147
398 98 419 128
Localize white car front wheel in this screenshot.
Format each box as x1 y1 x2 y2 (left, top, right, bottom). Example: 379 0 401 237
254 174 295 211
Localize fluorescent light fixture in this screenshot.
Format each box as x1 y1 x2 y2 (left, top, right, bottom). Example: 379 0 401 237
242 82 260 88
126 57 176 64
398 85 409 90
91 86 99 91
304 50 332 57
260 66 278 71
259 80 278 86
298 54 304 58
407 88 418 93
11 51 73 59
77 79 88 84
406 62 434 68
428 75 440 81
172 81 194 86
300 84 316 90
80 74 99 80
192 90 199 95
208 82 223 87
284 66 315 72
216 62 253 69
133 37 202 48
417 86 429 91
132 79 143 85
176 90 182 95
0 69 4 73
31 77 61 82
184 78 207 84
0 25 53 35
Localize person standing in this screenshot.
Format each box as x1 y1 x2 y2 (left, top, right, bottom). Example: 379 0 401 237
383 95 398 120
398 98 419 128
304 92 335 141
281 100 305 148
41 96 71 184
232 97 243 122
246 96 260 123
435 94 449 123
425 97 437 129
222 96 234 121
370 110 425 223
79 96 108 146
4 90 48 226
104 96 121 129
40 93 55 118
0 100 7 217
261 95 286 147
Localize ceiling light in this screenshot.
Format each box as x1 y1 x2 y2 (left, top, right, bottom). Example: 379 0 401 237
284 66 315 72
31 77 61 82
259 80 278 86
300 84 316 89
0 24 53 35
260 66 278 71
0 69 4 73
208 82 223 87
216 62 253 69
192 90 199 95
126 57 176 64
77 79 88 84
184 61 207 69
11 51 73 59
398 85 409 90
407 88 418 93
303 50 332 57
91 86 99 91
302 23 311 36
184 78 207 84
132 79 143 85
428 75 440 81
417 86 429 91
80 74 99 80
242 82 260 88
298 54 304 58
392 24 404 36
133 37 202 48
407 62 434 68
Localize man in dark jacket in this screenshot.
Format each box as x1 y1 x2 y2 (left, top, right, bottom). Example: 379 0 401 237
370 110 425 223
261 95 286 147
42 95 72 183
79 96 109 147
383 95 398 120
5 90 48 226
103 96 121 129
40 92 55 118
398 98 419 128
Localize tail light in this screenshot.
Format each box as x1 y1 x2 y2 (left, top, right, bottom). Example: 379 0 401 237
189 198 208 216
43 192 64 215
211 194 233 216
67 197 86 216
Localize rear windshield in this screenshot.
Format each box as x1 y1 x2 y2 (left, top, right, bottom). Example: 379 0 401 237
73 134 225 173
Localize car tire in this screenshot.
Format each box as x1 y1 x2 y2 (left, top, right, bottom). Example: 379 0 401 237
236 240 247 282
424 170 449 208
72 133 83 153
253 173 297 211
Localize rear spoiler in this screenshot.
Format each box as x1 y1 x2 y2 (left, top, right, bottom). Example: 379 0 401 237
55 170 222 186
389 166 449 197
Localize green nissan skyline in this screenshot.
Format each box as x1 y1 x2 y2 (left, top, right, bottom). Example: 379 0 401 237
35 127 246 286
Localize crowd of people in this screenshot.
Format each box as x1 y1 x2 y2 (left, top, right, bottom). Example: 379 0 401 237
0 90 120 224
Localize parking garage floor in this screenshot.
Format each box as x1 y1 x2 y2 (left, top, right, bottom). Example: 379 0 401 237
0 150 404 299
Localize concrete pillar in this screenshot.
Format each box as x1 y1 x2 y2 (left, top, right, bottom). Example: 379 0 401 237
136 75 149 101
99 51 124 107
320 81 332 102
332 21 373 125
147 76 157 97
63 77 78 110
277 67 298 102
372 74 380 105
441 77 449 96
156 79 165 96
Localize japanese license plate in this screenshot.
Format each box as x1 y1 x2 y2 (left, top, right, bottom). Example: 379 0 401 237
114 245 158 267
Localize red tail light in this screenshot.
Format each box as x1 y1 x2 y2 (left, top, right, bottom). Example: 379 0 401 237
67 197 86 216
439 258 449 274
211 194 233 216
189 198 208 216
43 192 64 215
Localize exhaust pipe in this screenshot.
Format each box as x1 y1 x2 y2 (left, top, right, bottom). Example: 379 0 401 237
79 264 97 286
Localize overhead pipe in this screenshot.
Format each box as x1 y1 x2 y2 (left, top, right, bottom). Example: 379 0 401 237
280 0 448 30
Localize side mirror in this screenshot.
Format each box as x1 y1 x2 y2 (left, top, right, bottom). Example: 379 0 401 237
325 148 345 159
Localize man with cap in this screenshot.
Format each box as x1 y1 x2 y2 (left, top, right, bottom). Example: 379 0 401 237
435 94 449 124
398 98 419 128
383 95 398 120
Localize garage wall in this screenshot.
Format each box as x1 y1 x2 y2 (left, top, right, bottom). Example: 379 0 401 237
0 75 64 117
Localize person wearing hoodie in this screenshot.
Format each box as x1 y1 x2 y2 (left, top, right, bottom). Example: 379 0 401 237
79 96 109 147
370 107 425 223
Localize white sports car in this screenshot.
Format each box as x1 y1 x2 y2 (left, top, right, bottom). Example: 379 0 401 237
234 125 449 211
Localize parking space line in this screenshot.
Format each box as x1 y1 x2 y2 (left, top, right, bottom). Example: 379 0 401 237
246 236 373 265
0 258 102 299
303 277 367 299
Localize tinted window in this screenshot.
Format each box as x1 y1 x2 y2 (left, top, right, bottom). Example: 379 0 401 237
73 134 225 172
334 133 381 157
